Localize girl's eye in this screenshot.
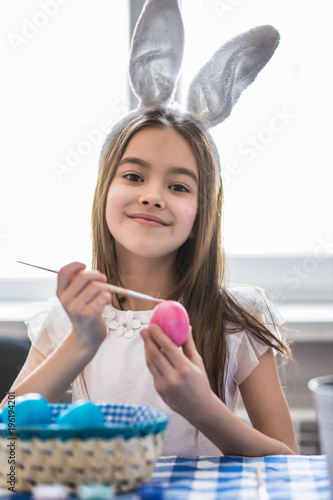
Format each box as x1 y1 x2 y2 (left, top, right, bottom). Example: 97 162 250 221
123 173 143 182
169 184 190 193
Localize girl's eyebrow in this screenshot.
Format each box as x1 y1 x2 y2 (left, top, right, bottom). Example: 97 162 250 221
118 156 198 184
118 156 148 169
169 167 198 185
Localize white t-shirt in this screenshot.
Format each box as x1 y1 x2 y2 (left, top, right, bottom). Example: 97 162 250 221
25 285 285 456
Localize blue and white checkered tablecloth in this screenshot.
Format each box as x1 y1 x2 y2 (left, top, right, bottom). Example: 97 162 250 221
143 455 331 500
0 455 330 499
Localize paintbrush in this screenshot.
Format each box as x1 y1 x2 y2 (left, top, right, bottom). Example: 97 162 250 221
17 261 165 303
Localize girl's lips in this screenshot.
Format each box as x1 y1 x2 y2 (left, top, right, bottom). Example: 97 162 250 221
131 218 165 228
128 213 169 227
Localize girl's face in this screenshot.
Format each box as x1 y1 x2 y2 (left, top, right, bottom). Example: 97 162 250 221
105 126 199 261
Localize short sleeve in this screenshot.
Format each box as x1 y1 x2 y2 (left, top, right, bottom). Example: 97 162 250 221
229 285 285 335
226 285 286 387
24 296 72 357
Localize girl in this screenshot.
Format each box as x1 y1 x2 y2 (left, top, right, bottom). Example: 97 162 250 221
1 108 298 456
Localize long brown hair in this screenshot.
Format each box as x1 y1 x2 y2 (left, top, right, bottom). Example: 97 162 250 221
90 107 290 403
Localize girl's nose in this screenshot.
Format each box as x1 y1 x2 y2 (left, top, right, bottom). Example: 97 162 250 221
138 189 166 209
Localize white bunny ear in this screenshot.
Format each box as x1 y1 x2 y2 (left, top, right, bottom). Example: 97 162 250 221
129 0 184 108
186 25 280 128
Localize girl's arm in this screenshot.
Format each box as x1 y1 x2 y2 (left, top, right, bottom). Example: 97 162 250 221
1 262 111 408
238 347 298 454
141 325 299 456
0 334 98 408
0 346 46 408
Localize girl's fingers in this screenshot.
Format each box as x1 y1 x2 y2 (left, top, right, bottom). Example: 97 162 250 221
145 324 182 368
146 324 197 367
57 264 108 304
56 263 111 333
71 280 109 306
141 328 171 376
57 262 86 294
142 349 164 379
63 271 107 300
70 286 111 316
142 324 204 379
141 324 191 378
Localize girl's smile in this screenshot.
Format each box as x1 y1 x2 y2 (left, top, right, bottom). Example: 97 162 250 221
105 126 199 260
127 213 170 227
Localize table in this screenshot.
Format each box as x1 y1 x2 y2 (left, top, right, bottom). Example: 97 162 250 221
0 455 331 500
144 455 331 499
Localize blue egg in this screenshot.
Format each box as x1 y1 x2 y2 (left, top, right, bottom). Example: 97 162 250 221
1 393 52 427
55 400 104 428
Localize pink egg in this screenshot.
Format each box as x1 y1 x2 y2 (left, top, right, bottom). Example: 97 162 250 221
149 300 190 346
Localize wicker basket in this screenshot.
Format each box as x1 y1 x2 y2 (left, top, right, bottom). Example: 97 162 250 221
0 402 168 493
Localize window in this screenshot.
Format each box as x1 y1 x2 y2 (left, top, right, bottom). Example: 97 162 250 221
180 0 333 256
0 1 129 279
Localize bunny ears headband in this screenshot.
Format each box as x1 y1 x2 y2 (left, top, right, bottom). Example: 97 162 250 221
99 0 280 186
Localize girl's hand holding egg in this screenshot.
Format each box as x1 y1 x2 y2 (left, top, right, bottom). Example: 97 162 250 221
149 300 190 346
143 302 212 422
